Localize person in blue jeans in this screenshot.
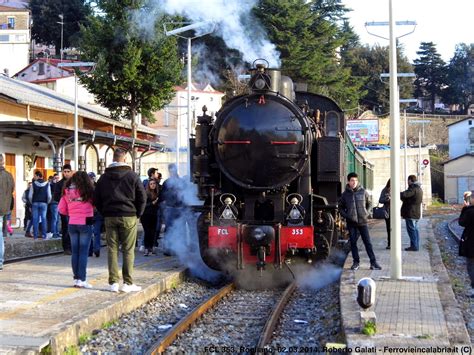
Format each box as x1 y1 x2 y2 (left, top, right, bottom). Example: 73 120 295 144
49 174 61 238
400 175 423 251
87 172 103 257
338 172 382 271
59 171 95 288
28 171 51 240
0 154 15 270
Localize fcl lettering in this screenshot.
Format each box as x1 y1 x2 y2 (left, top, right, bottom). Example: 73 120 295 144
218 228 229 236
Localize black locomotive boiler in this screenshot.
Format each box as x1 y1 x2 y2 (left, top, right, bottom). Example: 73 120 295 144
191 62 373 273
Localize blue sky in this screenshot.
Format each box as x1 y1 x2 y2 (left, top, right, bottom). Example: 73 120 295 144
342 0 474 62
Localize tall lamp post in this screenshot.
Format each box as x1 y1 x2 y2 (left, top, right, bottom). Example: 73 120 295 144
164 21 214 177
57 14 64 61
365 4 416 280
57 62 95 170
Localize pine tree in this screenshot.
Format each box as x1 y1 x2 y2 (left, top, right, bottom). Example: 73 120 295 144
29 0 91 55
254 0 365 109
443 43 474 113
344 44 413 114
413 42 447 113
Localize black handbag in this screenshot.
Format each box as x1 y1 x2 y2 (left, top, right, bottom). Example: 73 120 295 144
373 205 388 219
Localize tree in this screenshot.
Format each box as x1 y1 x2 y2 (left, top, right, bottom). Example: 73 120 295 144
344 44 413 114
79 0 183 169
254 0 365 109
413 42 447 113
443 43 474 113
29 0 91 55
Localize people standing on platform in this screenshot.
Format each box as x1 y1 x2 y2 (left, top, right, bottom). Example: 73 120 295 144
56 164 73 254
154 172 163 252
143 167 159 189
29 171 51 240
2 195 14 238
59 171 95 288
379 179 391 249
339 172 382 271
458 191 474 297
141 179 159 256
160 163 186 256
400 174 423 251
88 172 103 258
0 153 15 271
22 182 33 237
49 173 61 239
94 148 146 293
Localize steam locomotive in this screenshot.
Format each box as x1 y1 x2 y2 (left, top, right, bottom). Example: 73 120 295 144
191 62 373 273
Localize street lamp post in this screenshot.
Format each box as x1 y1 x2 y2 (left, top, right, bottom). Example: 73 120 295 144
57 62 95 170
164 21 214 177
57 14 64 61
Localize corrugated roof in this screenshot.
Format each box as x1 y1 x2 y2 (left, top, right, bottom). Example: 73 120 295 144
0 74 159 135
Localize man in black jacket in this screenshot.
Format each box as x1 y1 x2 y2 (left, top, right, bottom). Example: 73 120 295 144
400 175 423 251
339 172 381 271
94 148 146 293
459 191 474 297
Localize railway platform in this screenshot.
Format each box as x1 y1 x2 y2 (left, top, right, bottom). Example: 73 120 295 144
0 231 186 354
340 218 471 351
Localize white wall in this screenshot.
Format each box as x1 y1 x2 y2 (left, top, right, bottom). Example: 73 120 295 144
0 41 28 76
449 119 474 159
55 77 97 105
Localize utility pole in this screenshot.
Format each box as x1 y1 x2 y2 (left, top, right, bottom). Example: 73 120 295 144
366 5 417 280
57 14 64 61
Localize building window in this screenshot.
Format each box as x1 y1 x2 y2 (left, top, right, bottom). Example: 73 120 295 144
469 120 472 125
0 35 9 42
7 17 15 29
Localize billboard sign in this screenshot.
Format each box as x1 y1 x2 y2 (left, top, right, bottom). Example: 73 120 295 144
346 119 379 143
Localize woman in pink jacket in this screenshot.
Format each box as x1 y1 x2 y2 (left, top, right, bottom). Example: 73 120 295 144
59 171 94 288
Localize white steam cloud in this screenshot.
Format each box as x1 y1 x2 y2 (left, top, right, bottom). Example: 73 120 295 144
140 0 281 67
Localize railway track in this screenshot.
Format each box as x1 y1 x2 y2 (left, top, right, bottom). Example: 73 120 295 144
145 281 297 354
447 217 462 242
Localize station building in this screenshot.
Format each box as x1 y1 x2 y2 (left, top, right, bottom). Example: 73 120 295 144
443 116 474 203
0 74 164 228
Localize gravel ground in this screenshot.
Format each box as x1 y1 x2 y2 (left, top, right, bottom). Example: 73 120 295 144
166 288 283 353
432 214 474 344
268 278 343 354
80 280 218 354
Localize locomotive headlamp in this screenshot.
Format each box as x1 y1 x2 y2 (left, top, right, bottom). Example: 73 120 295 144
219 193 237 220
286 193 305 224
253 228 266 241
254 78 266 90
289 206 302 220
221 208 235 220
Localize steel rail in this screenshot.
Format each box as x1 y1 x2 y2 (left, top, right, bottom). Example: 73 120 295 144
447 217 461 243
256 281 297 349
145 283 235 355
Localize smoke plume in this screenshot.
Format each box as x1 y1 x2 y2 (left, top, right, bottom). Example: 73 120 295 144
135 0 281 67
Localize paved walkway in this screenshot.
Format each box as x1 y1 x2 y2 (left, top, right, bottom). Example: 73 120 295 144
0 233 185 354
340 218 471 351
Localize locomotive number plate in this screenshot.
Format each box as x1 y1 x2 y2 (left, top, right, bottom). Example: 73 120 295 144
208 226 238 249
280 226 314 249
